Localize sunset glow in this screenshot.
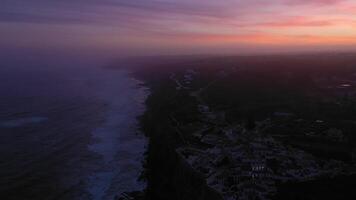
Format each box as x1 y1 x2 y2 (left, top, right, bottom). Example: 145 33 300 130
1 0 356 54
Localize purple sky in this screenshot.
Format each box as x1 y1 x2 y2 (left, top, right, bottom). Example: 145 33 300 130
1 0 356 55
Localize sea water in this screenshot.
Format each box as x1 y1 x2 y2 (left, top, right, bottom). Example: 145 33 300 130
0 61 148 200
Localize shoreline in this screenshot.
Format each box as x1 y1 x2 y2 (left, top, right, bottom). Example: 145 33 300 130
85 68 149 200
127 63 223 200
122 54 356 200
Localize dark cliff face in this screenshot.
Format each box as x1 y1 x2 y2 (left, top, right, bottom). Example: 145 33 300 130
145 133 223 200
137 68 222 200
141 98 222 200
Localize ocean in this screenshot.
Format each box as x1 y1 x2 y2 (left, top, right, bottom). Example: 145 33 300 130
0 61 148 200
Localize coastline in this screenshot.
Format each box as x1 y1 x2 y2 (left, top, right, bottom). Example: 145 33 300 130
84 68 149 200
128 63 223 200
121 54 356 200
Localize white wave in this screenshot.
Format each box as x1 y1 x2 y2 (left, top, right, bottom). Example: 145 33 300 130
85 69 148 200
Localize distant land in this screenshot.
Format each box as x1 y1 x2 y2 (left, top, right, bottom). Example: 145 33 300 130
118 53 356 200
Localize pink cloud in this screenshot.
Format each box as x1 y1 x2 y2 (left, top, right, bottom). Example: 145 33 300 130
254 16 335 27
285 0 345 5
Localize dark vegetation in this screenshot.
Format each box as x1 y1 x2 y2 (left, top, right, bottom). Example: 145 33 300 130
129 53 356 200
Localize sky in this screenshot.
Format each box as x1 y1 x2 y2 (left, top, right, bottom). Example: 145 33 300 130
1 0 356 55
